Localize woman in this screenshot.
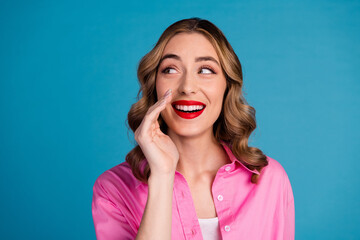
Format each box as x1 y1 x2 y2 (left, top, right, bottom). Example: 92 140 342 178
92 17 295 240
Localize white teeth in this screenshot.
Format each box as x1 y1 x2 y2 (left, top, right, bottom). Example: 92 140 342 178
174 105 205 111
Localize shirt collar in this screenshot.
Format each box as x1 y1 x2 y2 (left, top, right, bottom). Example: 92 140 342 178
136 140 260 188
220 140 260 175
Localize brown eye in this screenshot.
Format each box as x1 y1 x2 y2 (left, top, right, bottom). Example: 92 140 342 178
199 66 216 74
199 68 213 74
162 67 177 74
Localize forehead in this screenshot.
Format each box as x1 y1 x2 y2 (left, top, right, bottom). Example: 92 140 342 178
162 32 219 61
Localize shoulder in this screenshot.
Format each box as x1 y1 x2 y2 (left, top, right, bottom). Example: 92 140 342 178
261 155 289 177
93 161 142 200
264 155 295 203
260 155 292 186
92 162 144 237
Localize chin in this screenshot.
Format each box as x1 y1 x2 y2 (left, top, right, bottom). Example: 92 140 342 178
167 124 212 139
161 111 217 138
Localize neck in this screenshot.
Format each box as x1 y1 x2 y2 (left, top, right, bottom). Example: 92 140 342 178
168 129 229 179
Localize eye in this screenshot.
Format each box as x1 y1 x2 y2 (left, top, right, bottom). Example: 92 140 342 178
199 66 216 74
161 67 177 74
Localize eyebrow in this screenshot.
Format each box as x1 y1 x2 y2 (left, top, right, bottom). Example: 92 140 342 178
158 53 220 66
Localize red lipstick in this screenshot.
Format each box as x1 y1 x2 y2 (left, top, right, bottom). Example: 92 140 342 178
171 100 206 119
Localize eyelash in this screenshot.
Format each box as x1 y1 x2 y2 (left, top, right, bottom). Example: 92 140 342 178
161 65 216 74
200 65 216 74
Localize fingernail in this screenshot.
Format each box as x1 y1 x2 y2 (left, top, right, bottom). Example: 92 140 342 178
164 89 172 98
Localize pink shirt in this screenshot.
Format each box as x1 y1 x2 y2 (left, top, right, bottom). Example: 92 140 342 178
92 141 295 239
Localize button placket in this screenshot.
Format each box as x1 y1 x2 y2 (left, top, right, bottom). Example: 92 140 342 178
174 173 200 239
212 167 235 237
214 171 235 237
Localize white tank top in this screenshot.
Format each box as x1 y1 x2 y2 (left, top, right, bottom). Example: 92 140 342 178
198 217 222 240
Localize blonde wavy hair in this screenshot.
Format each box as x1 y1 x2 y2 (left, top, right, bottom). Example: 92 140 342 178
126 17 268 184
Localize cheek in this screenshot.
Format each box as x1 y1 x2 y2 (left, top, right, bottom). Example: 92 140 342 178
206 87 226 114
155 79 167 100
215 80 227 102
156 78 178 100
208 83 226 101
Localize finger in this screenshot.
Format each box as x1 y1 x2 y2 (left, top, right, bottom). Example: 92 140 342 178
142 89 172 130
146 89 172 117
148 89 172 112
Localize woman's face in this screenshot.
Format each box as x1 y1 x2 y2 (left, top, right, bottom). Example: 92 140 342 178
156 32 227 138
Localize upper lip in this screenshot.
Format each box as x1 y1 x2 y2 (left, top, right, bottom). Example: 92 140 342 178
171 100 206 106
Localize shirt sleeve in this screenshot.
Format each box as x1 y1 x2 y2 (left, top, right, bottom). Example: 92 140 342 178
283 171 295 240
92 176 136 240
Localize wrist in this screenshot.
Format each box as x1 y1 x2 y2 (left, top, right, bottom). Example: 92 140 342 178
148 171 175 185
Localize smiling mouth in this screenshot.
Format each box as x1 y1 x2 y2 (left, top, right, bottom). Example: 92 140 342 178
171 100 206 119
173 104 205 113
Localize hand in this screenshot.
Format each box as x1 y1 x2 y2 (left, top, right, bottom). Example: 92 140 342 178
134 89 179 176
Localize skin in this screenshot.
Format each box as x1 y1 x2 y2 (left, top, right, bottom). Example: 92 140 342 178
135 32 231 239
156 32 226 141
156 32 231 217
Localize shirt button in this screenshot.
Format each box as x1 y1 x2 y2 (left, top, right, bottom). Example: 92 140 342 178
225 225 231 232
217 195 223 201
191 229 196 235
225 166 231 171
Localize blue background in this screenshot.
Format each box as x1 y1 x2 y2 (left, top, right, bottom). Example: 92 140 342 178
1 0 359 239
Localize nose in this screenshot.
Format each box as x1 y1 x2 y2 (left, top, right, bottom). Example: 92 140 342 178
177 72 198 95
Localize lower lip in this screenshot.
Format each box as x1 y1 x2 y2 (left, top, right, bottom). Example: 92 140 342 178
172 106 205 119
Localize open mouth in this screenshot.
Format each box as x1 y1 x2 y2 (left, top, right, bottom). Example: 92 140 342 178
173 104 205 113
171 100 206 119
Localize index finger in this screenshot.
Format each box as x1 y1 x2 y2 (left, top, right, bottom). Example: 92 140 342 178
142 89 172 127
